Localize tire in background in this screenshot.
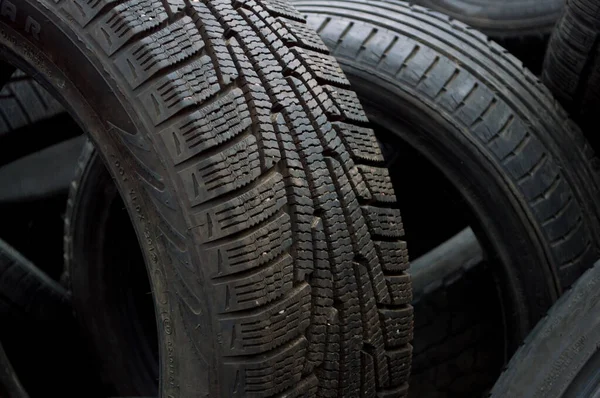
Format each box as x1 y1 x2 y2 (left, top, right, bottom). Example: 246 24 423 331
0 238 106 397
294 0 600 395
543 0 600 149
491 258 600 398
21 0 415 395
409 0 564 73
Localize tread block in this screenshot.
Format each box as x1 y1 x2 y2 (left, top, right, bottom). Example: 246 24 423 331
215 253 294 313
356 165 397 203
190 1 239 85
373 241 409 273
385 274 412 306
241 0 306 22
278 17 330 53
333 123 385 164
386 346 412 386
115 17 205 88
290 47 350 87
140 56 220 125
178 134 261 206
206 212 293 278
379 307 414 348
225 337 308 397
220 283 311 355
89 0 171 56
362 206 404 238
190 172 287 242
159 88 252 165
324 86 369 123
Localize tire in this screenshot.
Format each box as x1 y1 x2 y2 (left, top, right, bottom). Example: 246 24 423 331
543 0 600 147
13 0 416 395
410 262 503 398
408 0 564 73
490 259 600 398
0 69 63 137
0 70 78 167
293 0 600 395
408 230 501 398
0 238 104 398
411 227 483 302
0 136 84 204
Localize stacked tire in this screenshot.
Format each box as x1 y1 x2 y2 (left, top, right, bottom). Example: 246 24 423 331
0 0 599 397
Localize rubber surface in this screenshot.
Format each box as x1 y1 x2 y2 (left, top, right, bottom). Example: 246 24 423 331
294 0 600 395
491 259 600 398
3 0 417 395
543 0 600 146
0 70 63 137
408 0 564 72
411 227 483 302
0 238 104 398
0 136 84 203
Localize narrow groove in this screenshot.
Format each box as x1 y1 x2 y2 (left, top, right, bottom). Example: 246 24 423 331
530 174 562 207
316 16 332 34
190 161 280 213
337 21 355 43
542 195 574 227
560 240 592 270
202 205 288 249
516 153 548 184
218 282 309 319
174 125 252 171
223 336 304 363
417 55 440 86
501 132 531 164
153 81 237 130
550 216 583 246
132 46 209 92
395 44 420 77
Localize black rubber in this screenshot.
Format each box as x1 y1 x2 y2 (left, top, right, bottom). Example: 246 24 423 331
0 136 84 204
293 0 600 395
543 0 600 148
491 259 600 398
410 261 503 398
1 0 416 396
0 340 28 398
411 227 483 302
408 0 564 73
0 238 104 398
0 69 63 137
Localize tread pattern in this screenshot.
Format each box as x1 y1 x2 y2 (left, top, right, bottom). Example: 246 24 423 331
292 1 600 396
0 70 63 137
58 0 413 396
296 0 600 293
543 0 600 142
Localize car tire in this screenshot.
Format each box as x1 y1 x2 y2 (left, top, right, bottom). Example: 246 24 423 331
293 0 600 395
8 0 417 395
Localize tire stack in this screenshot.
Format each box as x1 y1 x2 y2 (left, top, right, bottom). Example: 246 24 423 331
0 0 599 397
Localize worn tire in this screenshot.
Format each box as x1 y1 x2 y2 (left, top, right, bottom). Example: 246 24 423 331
543 0 600 147
0 0 417 396
408 0 564 72
491 259 600 398
294 0 600 395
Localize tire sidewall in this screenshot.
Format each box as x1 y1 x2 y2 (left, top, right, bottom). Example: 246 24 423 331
344 66 558 348
0 2 218 396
